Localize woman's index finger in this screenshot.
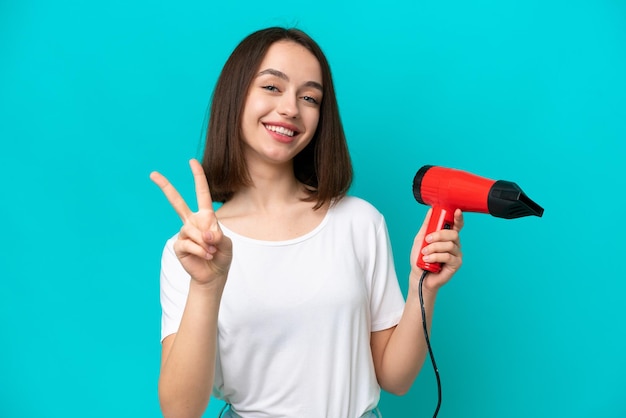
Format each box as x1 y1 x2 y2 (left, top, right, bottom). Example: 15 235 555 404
149 171 193 221
189 159 214 211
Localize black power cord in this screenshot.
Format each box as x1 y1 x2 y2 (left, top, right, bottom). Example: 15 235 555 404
418 270 442 418
217 402 229 417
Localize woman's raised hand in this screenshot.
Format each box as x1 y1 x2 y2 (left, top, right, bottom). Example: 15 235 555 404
150 159 232 286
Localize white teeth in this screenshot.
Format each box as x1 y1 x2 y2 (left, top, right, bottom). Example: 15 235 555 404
265 124 295 137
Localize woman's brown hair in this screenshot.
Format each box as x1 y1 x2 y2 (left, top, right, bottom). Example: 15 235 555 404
202 27 352 209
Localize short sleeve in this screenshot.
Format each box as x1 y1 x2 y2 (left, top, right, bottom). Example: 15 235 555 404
159 235 191 342
368 217 406 332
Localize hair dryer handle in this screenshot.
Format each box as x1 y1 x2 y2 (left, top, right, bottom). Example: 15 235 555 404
417 206 455 273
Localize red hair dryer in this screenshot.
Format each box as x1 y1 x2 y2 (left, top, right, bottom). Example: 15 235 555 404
413 165 544 273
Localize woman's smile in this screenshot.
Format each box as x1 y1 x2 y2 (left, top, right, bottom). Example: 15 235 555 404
263 122 300 142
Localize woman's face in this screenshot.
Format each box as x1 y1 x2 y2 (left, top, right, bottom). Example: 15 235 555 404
240 40 323 169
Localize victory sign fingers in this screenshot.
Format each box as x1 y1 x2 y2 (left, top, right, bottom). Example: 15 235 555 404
151 159 232 283
150 159 214 222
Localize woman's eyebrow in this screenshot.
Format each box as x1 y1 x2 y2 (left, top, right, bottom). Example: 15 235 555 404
258 68 323 92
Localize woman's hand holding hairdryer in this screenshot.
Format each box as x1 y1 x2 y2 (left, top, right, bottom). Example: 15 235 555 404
410 208 464 293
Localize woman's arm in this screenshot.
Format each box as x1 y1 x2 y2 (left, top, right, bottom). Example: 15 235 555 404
371 209 463 395
151 160 232 417
159 280 225 418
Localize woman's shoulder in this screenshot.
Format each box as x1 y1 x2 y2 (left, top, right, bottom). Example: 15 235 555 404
331 195 384 223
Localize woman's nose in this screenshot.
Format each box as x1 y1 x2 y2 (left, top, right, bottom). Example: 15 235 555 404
277 94 299 118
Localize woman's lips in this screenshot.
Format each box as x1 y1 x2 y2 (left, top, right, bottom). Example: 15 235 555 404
264 123 300 143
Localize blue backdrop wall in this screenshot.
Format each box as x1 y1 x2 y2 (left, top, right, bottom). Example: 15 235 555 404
1 0 624 417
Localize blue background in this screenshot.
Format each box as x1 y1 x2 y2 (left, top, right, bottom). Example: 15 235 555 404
1 0 625 417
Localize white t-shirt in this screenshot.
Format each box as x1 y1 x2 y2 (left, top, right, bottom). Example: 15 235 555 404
160 196 406 418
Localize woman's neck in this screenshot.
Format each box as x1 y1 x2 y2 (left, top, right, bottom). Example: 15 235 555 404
223 158 308 213
216 165 327 241
232 178 305 211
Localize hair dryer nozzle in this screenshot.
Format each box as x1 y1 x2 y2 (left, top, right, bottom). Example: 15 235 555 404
488 180 544 219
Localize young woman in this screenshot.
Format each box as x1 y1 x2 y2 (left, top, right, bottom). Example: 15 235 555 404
150 27 463 418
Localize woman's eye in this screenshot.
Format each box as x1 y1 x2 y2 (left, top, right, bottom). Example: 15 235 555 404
302 96 319 105
262 85 279 92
